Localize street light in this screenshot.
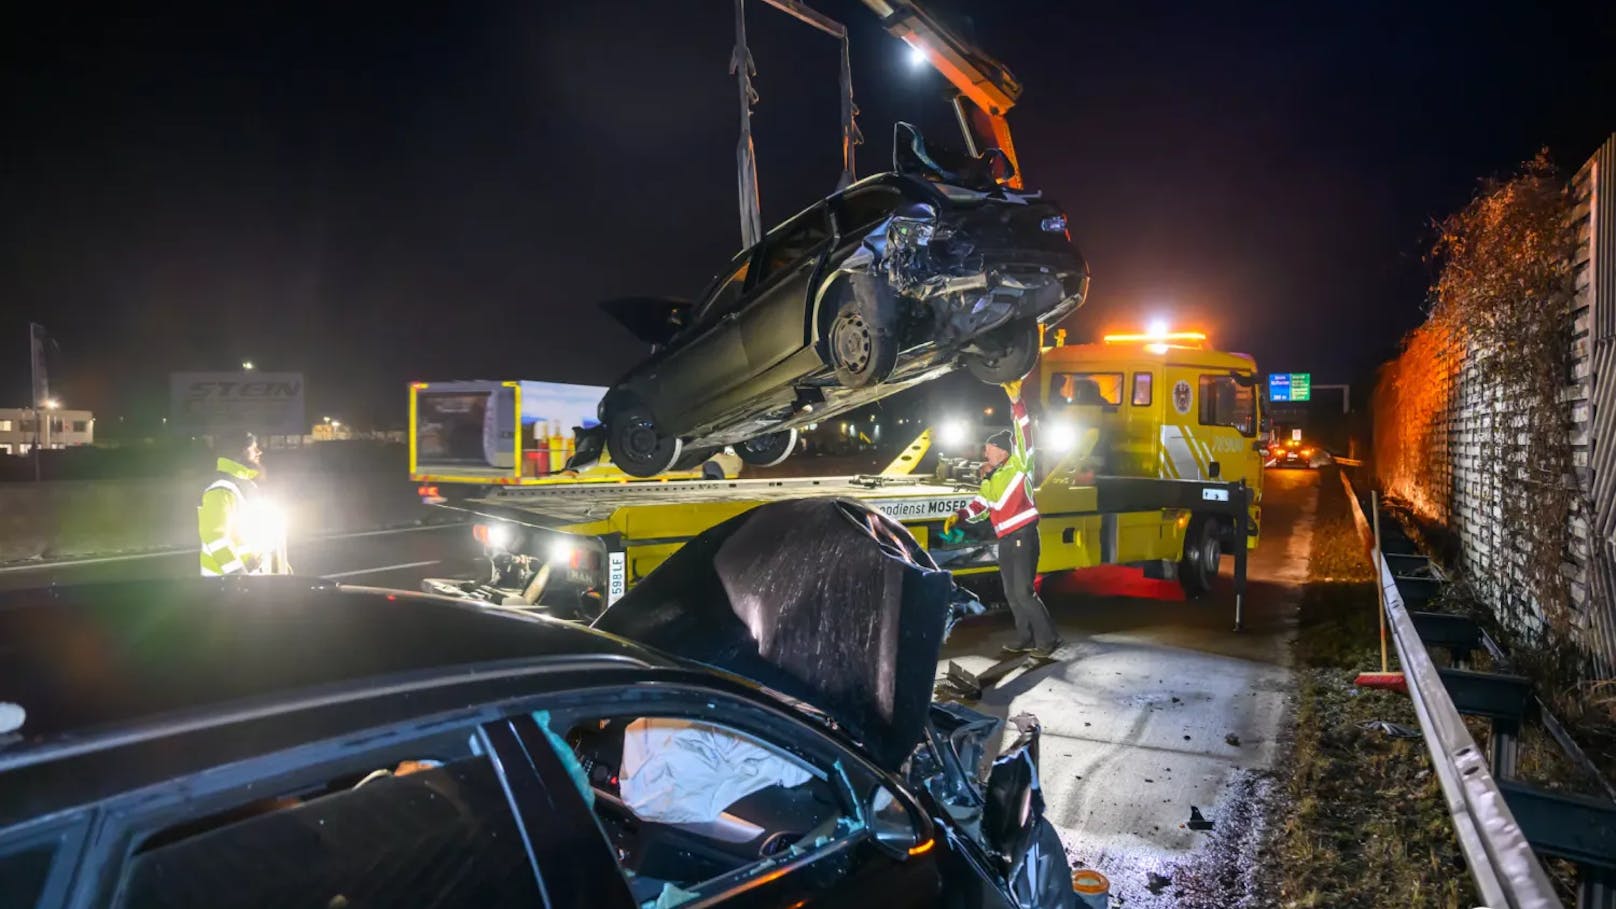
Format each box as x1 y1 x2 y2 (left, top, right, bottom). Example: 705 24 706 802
42 398 60 410
242 361 255 371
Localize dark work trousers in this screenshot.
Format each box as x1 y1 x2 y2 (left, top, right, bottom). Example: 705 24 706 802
998 522 1060 649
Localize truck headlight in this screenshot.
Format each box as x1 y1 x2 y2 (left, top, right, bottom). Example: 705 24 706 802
548 538 575 564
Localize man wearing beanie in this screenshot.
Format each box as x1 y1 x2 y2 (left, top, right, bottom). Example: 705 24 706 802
943 380 1063 657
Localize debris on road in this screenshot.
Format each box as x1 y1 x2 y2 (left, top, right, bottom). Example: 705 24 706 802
1188 806 1215 831
1146 872 1172 894
1358 719 1420 739
1224 732 1241 746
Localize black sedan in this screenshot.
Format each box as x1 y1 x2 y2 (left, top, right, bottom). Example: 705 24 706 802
586 124 1090 477
0 499 1076 909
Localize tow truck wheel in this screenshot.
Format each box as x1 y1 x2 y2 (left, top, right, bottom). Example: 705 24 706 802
1178 516 1221 599
606 403 682 478
735 428 798 468
829 286 897 387
964 320 1040 384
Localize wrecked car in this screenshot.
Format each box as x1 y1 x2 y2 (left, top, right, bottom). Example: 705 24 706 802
586 123 1091 477
0 499 1074 908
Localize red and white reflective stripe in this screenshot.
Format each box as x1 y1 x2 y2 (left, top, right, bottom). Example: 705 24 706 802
994 507 1039 535
991 472 1028 510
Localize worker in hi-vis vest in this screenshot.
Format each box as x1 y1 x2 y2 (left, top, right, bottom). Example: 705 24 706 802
198 430 289 576
943 379 1063 658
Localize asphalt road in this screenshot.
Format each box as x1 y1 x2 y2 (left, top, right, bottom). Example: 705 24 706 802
0 522 481 593
940 468 1319 907
4 468 1319 904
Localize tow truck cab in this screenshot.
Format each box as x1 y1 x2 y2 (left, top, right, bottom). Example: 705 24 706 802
1030 330 1266 553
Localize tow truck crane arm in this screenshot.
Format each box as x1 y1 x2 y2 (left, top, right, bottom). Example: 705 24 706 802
858 0 1026 188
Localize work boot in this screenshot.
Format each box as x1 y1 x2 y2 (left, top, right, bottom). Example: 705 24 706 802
1029 638 1066 659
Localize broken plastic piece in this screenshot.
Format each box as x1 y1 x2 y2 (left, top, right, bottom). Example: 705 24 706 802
1358 719 1421 739
1187 805 1214 831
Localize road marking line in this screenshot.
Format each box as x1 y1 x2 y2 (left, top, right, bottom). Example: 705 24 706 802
0 523 467 574
324 560 441 579
0 550 191 573
310 523 466 542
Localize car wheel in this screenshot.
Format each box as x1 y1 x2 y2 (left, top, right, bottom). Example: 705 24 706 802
606 402 682 478
964 320 1040 384
1178 516 1221 599
829 282 898 387
735 428 797 467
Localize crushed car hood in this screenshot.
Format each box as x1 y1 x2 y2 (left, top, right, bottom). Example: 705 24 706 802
592 498 953 771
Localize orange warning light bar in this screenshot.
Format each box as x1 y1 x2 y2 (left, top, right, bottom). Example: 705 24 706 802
1102 330 1208 349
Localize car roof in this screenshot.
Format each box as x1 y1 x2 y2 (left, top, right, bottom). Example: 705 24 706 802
0 578 662 745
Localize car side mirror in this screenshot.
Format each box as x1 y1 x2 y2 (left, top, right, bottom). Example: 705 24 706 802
867 784 925 859
981 714 1044 865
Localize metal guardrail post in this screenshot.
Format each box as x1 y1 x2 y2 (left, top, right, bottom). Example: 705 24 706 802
1341 472 1562 909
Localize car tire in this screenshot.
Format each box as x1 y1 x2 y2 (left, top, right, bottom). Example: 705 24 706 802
964 320 1040 384
605 402 682 478
735 428 797 468
1178 516 1221 599
829 279 898 388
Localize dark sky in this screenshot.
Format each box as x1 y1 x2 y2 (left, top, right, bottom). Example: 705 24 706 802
3 1 1613 429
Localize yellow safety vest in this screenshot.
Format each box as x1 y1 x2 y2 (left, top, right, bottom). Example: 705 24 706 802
198 458 260 577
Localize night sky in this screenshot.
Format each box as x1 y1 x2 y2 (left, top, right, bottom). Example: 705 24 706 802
3 1 1613 430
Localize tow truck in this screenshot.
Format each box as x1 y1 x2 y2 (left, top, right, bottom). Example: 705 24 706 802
412 8 1268 624
413 328 1269 628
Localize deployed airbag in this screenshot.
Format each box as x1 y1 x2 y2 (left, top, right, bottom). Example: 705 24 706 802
593 498 954 771
618 717 811 824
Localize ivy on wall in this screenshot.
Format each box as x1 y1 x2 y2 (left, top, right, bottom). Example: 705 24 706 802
1431 153 1578 634
1378 153 1579 639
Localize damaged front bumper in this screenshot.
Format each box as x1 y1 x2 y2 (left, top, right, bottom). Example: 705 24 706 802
913 704 1078 909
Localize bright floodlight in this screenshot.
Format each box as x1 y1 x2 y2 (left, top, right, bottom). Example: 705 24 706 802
1045 420 1078 453
1147 318 1169 339
939 419 969 449
42 398 60 410
908 44 927 67
242 361 255 371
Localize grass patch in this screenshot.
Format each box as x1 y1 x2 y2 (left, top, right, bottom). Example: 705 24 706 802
1259 468 1480 908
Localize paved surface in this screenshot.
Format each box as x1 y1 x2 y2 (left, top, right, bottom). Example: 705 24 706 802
0 522 479 593
3 468 1320 902
939 469 1320 905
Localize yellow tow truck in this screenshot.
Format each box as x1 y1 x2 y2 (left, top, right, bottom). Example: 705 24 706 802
412 329 1269 629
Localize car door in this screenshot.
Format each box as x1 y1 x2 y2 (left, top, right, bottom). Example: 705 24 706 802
644 250 755 431
737 204 832 377
87 714 629 909
518 685 951 909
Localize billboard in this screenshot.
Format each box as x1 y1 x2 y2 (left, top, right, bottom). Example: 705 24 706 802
1268 372 1311 402
170 372 306 436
